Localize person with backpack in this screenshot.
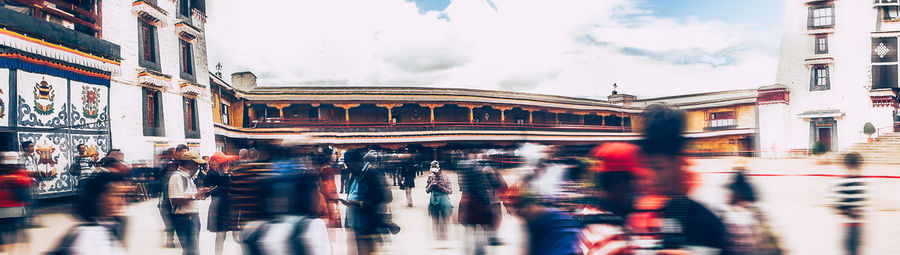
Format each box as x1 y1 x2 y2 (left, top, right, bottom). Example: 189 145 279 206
49 172 127 255
0 152 30 254
241 171 330 255
341 149 393 255
829 152 869 255
168 151 212 255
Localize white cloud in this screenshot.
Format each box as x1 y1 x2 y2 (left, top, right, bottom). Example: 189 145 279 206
205 0 779 98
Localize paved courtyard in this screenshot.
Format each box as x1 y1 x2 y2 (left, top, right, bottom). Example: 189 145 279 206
10 157 900 254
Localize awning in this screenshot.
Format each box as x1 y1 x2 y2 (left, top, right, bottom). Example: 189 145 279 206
797 109 844 119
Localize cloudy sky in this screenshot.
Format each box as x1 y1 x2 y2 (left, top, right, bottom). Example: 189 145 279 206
205 0 783 99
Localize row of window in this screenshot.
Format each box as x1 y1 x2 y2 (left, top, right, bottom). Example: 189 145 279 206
143 87 201 139
139 19 195 81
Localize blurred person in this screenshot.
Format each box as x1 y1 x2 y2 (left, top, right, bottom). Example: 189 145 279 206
228 147 279 233
575 142 643 255
0 152 30 254
458 151 508 253
168 151 212 255
238 148 250 162
107 149 124 162
241 171 331 255
829 152 868 255
506 186 582 255
174 144 189 160
337 156 348 194
632 103 729 254
314 146 341 229
49 172 127 254
400 157 417 207
341 149 393 255
195 155 211 187
157 147 179 248
206 152 239 255
70 144 96 178
426 161 453 240
95 157 129 174
19 140 42 228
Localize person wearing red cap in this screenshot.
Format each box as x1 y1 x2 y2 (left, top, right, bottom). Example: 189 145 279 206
575 142 641 255
205 152 239 255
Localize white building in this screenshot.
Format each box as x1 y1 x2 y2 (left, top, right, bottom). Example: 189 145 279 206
104 0 215 161
762 0 899 157
0 0 214 197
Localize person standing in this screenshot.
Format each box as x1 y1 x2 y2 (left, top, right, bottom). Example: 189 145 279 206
19 141 40 228
425 162 453 240
70 144 95 179
168 151 210 255
337 157 349 194
830 152 868 255
205 152 238 255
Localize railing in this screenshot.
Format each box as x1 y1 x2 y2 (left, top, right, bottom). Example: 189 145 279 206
7 0 101 36
246 119 633 133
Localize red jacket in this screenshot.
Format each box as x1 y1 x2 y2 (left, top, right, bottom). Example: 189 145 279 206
0 169 31 207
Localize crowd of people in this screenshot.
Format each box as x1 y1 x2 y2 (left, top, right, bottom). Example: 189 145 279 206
0 102 874 254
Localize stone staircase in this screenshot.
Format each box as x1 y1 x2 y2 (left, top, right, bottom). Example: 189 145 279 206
829 132 900 164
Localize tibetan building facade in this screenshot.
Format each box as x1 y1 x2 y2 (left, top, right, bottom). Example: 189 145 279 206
0 0 214 197
209 71 759 156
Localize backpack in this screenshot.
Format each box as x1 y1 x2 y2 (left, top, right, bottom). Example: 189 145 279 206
46 223 123 255
243 217 311 255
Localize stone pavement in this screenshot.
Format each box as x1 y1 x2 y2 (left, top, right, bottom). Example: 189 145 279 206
10 158 900 254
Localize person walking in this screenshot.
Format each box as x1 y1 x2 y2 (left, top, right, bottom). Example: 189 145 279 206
0 152 30 254
337 157 349 194
205 152 239 255
425 162 453 241
829 152 868 255
168 151 211 255
576 142 643 255
342 149 393 255
241 171 331 255
157 148 179 248
49 172 127 254
631 103 729 254
506 187 582 255
401 159 418 207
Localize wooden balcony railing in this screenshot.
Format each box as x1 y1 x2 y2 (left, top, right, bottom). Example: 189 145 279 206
245 119 633 133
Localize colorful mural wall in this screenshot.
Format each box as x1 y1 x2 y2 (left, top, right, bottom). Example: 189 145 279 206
2 69 110 198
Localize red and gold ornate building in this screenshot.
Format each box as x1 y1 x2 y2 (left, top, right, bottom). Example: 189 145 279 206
210 71 758 155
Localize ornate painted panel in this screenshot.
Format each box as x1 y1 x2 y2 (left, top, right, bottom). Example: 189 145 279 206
16 70 69 128
0 68 9 127
69 81 109 131
17 132 74 197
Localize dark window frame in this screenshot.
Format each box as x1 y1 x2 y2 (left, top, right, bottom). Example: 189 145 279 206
179 0 192 19
184 96 201 139
884 6 900 21
137 19 161 72
220 102 230 126
179 39 195 81
808 5 835 29
810 65 831 91
142 87 166 137
815 34 828 54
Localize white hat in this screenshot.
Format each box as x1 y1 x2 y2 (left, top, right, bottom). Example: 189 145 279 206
1 152 18 165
